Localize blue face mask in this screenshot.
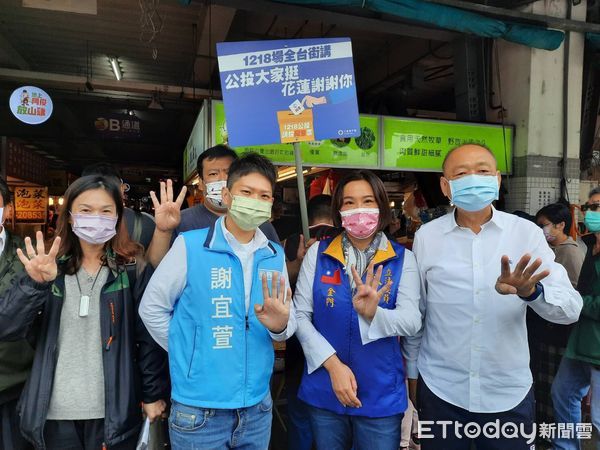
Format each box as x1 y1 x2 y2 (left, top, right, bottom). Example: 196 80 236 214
448 174 499 212
584 211 600 233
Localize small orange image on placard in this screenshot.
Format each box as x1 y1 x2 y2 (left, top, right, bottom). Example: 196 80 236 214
277 109 315 143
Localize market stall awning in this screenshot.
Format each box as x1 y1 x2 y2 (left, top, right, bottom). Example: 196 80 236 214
276 0 565 50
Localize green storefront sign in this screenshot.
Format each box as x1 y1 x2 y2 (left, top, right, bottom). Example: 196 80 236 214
211 101 513 173
382 117 513 174
213 101 379 167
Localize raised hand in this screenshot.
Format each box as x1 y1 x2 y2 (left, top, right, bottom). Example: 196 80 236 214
16 231 61 283
351 263 392 322
150 179 187 233
495 254 549 297
255 271 291 333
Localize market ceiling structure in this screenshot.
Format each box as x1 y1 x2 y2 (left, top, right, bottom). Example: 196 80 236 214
0 0 597 180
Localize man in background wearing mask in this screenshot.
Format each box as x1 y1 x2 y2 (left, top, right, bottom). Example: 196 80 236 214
403 144 582 450
536 202 585 287
0 178 33 449
551 187 600 450
139 153 296 449
529 203 586 440
146 145 279 268
82 163 157 250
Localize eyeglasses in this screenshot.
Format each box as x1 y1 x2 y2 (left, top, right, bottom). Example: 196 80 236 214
581 203 600 212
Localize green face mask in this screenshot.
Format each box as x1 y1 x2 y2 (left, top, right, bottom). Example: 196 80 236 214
228 195 272 231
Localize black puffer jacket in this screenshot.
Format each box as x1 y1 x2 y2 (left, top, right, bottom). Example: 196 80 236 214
0 255 169 449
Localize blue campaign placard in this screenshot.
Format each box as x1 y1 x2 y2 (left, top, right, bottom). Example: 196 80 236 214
217 38 360 148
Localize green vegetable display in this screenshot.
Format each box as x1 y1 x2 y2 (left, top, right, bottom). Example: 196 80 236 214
355 127 376 150
330 137 351 148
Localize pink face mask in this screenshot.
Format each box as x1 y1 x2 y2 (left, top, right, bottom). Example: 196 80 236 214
340 208 379 239
71 213 118 245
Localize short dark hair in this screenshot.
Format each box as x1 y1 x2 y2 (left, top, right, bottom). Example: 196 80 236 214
331 170 392 231
442 144 496 173
589 187 600 199
196 145 239 179
536 202 572 234
226 152 277 193
81 163 121 187
308 194 332 224
0 177 11 205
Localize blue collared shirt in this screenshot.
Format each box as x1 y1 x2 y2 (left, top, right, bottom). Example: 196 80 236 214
402 207 582 413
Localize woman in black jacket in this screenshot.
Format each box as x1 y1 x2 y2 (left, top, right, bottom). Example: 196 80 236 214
0 175 169 449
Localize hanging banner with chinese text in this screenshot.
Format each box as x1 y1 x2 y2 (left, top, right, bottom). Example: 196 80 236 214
383 117 513 174
14 186 48 224
212 100 378 167
210 100 513 172
9 86 53 125
216 38 360 147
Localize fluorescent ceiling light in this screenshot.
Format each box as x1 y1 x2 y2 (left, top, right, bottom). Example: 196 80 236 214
109 57 122 81
278 169 308 182
277 166 296 177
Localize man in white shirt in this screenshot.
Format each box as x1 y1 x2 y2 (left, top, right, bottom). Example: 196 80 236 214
403 144 582 450
0 178 33 449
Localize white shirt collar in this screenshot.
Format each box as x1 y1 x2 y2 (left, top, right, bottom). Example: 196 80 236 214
220 217 269 253
443 205 504 234
0 227 6 257
378 232 391 252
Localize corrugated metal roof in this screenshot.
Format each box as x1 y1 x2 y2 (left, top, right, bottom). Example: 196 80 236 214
0 0 459 173
0 0 202 84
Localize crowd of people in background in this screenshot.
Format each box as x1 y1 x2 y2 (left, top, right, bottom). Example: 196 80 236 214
0 143 597 450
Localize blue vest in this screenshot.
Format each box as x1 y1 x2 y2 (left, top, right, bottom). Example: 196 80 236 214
298 234 408 417
169 218 284 409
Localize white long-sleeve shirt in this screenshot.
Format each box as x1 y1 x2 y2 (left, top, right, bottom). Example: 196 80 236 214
402 208 582 413
294 234 422 373
140 220 295 351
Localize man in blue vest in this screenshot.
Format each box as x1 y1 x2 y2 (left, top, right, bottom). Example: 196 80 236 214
140 152 296 449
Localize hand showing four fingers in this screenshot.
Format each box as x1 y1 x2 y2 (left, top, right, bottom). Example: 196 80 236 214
351 263 392 322
256 271 291 334
150 179 187 233
16 231 61 283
